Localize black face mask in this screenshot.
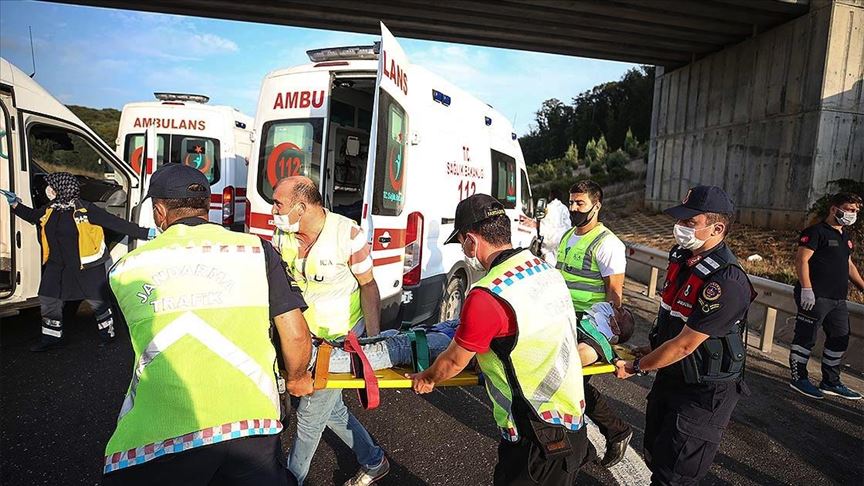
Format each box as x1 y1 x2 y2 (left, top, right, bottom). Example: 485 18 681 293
569 205 596 227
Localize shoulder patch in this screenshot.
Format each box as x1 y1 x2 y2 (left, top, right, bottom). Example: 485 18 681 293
800 235 809 244
849 240 854 250
702 281 722 301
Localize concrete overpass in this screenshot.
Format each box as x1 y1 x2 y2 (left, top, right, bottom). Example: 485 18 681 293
52 0 863 228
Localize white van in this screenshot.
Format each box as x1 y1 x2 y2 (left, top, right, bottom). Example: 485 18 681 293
116 94 253 229
0 57 147 317
245 24 536 327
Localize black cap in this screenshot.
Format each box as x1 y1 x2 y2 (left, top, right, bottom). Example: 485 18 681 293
664 185 734 219
146 163 210 199
444 194 507 244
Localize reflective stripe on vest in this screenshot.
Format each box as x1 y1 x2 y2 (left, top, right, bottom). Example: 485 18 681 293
275 210 363 340
555 224 613 311
118 312 280 421
473 250 585 441
105 224 280 465
39 204 107 269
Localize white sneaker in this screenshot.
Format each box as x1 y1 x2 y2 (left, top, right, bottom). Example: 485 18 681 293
344 456 390 486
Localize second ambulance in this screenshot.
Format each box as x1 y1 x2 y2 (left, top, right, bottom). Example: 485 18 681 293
116 93 253 229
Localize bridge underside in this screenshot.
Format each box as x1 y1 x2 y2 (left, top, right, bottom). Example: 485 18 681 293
51 0 809 68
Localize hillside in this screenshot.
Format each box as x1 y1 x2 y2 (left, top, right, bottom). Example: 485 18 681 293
67 105 121 148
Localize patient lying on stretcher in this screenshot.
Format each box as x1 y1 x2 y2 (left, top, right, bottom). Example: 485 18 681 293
313 302 635 373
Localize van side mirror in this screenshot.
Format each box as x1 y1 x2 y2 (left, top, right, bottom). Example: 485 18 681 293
346 136 360 157
535 198 548 219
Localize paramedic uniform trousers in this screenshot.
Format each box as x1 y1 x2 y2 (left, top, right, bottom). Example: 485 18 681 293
39 295 114 343
790 289 850 386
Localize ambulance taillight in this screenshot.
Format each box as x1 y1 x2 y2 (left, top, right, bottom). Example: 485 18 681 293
403 212 424 287
222 186 235 226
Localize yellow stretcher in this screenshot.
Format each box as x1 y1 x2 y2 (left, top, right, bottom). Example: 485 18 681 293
323 346 634 389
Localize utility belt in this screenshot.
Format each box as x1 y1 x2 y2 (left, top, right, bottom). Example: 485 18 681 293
651 312 747 385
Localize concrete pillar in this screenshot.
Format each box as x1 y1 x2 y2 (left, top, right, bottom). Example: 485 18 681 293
646 0 863 229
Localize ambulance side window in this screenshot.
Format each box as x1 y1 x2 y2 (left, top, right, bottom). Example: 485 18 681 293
174 137 220 185
520 169 533 217
490 150 517 209
372 91 407 216
27 124 128 215
257 119 323 202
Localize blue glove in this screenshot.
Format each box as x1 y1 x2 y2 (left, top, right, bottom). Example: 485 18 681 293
1 189 19 204
147 228 157 240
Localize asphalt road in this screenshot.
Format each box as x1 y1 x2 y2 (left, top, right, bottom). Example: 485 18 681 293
2 294 862 485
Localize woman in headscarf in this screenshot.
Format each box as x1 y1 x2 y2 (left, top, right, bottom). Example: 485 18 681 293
3 172 154 351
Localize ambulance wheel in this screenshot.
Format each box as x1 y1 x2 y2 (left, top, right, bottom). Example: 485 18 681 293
439 274 466 322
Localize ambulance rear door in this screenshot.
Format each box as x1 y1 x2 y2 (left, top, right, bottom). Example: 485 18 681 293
361 22 413 323
127 126 157 248
250 71 331 235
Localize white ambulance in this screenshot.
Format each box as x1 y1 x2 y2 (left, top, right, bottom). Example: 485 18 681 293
0 57 148 317
116 93 253 229
246 24 536 327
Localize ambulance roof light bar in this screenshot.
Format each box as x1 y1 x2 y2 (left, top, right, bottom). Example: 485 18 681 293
307 43 380 62
154 92 210 104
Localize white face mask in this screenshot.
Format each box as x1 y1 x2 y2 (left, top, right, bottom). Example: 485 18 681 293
835 208 857 226
274 205 301 233
45 186 57 201
462 236 486 272
673 224 706 250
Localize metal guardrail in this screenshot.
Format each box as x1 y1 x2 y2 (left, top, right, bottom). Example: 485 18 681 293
624 242 864 353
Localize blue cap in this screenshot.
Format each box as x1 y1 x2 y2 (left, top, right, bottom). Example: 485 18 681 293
664 185 734 219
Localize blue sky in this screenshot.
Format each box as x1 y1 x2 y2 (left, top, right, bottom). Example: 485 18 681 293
0 1 637 134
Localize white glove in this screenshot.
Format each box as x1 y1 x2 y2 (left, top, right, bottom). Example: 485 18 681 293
800 288 815 311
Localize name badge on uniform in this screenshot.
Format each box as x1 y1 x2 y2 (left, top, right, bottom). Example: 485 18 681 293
828 240 839 247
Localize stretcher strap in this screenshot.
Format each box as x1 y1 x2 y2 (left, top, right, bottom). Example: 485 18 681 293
343 332 380 410
313 342 333 390
406 330 430 372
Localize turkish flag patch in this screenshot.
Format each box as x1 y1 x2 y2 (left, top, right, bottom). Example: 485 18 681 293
849 240 854 249
800 235 810 244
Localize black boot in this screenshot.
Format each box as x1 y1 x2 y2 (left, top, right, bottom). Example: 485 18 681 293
600 429 632 468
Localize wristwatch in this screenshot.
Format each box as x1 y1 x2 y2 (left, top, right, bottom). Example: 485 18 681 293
632 357 647 377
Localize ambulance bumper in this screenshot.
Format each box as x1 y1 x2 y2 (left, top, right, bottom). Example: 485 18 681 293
398 274 446 327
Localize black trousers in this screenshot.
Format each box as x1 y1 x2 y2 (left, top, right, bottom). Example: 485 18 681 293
584 376 631 442
493 425 590 486
643 382 742 486
102 435 289 486
789 290 850 386
39 295 114 343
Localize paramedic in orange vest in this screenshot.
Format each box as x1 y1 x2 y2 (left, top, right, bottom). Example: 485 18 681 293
4 172 154 351
271 176 388 486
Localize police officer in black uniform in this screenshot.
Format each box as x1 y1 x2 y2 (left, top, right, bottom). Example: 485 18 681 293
615 185 754 486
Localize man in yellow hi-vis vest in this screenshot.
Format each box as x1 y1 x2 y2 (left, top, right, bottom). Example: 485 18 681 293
410 194 589 485
556 179 632 468
271 177 387 486
103 164 313 485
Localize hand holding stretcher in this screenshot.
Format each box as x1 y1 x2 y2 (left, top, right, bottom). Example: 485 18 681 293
308 309 636 410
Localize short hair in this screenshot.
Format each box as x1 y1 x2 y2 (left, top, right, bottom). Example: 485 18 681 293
704 212 733 236
464 213 511 247
154 183 209 216
613 307 635 344
569 179 603 204
288 179 323 207
829 192 862 207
